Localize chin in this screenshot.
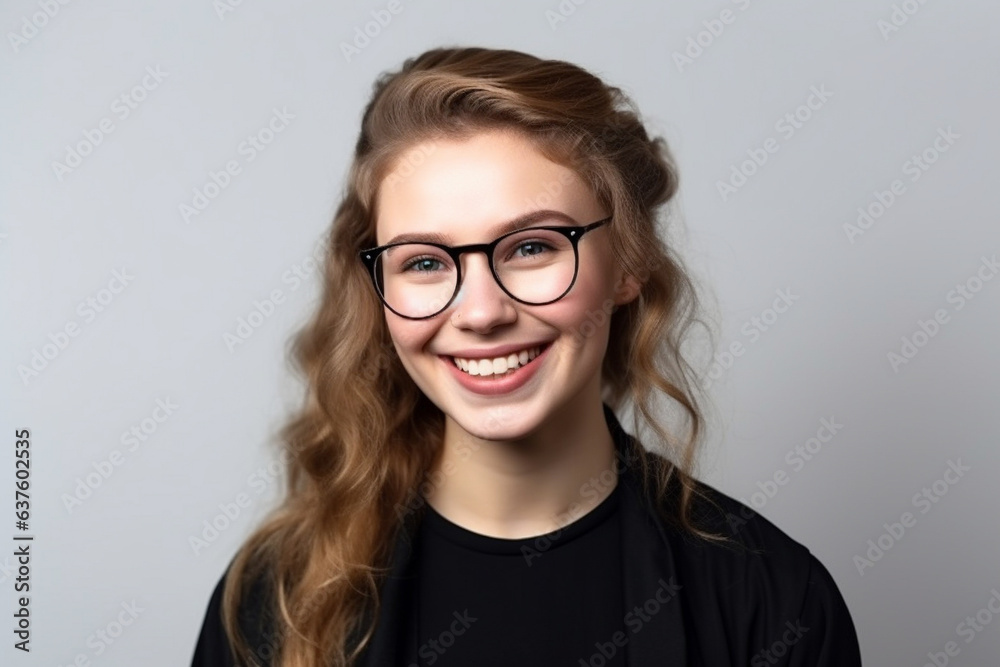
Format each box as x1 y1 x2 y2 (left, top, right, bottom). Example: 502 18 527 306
445 396 549 441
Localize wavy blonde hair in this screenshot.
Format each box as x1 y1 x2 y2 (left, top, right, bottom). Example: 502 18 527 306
221 46 724 667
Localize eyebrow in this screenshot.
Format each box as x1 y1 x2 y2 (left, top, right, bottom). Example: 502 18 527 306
382 209 579 246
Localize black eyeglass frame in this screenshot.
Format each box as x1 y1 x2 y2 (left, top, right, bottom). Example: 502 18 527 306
358 216 612 320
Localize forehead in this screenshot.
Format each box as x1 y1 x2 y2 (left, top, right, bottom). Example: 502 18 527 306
375 130 594 247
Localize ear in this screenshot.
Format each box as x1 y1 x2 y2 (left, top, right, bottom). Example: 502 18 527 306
613 270 643 307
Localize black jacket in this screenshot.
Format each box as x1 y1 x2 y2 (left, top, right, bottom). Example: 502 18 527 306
192 403 863 666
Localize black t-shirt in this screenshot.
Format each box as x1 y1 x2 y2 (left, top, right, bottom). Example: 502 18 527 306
190 400 863 666
402 482 627 667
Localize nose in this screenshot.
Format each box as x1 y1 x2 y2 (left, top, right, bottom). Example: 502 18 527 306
448 251 517 330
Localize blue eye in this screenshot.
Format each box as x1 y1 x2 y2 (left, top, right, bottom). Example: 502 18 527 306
511 241 554 259
402 256 446 273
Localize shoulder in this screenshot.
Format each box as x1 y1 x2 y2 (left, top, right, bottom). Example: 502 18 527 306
654 476 814 603
682 476 812 566
190 556 278 667
655 476 863 664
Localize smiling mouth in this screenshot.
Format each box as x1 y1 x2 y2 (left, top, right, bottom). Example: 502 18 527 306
449 342 552 378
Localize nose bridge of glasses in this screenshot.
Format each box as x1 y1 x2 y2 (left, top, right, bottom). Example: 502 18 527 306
454 244 503 294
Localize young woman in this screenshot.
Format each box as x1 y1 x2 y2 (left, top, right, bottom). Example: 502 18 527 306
191 47 862 667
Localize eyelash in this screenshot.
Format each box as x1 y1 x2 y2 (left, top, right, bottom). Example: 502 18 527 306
400 240 555 272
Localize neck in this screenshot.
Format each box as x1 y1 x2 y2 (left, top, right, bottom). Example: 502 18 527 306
422 395 620 539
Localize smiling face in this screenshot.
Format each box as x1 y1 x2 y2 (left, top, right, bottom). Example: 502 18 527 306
374 129 641 444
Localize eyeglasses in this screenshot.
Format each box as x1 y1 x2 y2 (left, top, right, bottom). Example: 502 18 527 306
358 216 611 319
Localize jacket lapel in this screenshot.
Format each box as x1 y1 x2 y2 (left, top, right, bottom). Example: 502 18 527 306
355 402 688 666
609 403 689 665
354 503 421 666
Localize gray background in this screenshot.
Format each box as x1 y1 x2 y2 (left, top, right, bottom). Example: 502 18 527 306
2 0 998 665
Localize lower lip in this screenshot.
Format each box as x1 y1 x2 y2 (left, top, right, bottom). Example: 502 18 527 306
442 343 553 396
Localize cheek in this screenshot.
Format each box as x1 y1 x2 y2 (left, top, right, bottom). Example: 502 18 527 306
563 268 616 322
384 321 437 389
385 318 437 357
548 270 617 354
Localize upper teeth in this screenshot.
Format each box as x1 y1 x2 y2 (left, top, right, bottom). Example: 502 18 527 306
453 346 543 377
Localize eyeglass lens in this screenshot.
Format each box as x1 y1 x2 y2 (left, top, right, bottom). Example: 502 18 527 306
374 227 577 318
